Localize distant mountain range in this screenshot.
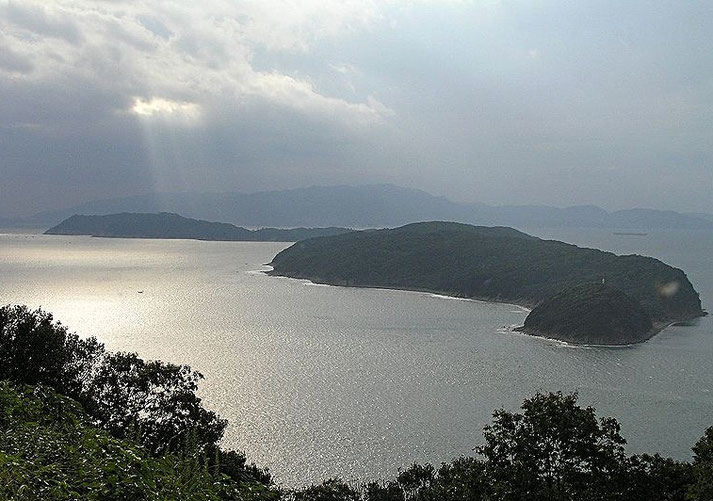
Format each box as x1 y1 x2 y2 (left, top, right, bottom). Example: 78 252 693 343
7 184 713 230
45 213 352 242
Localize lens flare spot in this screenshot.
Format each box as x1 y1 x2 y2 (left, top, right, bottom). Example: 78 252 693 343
657 281 680 298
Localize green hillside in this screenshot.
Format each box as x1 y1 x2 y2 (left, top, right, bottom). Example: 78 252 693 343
0 382 274 501
269 222 704 339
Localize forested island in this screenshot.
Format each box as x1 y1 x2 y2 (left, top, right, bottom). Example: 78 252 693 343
2 304 713 500
269 221 705 344
514 283 655 345
45 212 353 242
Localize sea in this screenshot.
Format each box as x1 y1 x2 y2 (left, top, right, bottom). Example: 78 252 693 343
0 227 711 486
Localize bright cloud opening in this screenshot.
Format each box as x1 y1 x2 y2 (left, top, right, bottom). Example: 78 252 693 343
131 97 201 122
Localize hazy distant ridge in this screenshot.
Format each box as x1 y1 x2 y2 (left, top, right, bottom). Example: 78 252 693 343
45 213 352 242
24 184 713 230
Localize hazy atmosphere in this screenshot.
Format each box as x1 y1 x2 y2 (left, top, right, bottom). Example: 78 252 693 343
2 0 712 217
3 3 713 498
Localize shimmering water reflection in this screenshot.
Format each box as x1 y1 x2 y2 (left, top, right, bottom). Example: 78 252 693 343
0 230 711 486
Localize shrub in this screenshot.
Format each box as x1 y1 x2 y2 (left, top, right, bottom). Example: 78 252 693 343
0 305 226 456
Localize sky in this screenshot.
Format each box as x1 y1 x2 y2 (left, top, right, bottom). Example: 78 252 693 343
1 0 712 218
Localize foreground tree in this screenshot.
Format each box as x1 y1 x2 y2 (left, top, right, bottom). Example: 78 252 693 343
365 458 487 501
690 427 713 500
625 454 692 501
289 479 360 501
79 351 227 455
0 305 102 397
478 392 629 500
0 304 270 487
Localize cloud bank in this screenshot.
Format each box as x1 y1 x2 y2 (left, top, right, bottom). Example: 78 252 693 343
1 0 712 216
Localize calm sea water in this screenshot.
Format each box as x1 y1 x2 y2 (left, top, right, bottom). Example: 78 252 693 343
0 228 711 486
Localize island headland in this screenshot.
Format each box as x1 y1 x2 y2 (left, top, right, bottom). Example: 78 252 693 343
514 283 655 345
268 221 705 344
45 212 353 242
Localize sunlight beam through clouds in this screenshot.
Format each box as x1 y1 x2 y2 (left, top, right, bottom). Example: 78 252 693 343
132 97 201 122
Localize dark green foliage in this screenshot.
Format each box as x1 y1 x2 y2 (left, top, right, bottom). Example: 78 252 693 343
517 283 654 344
79 351 227 455
693 428 713 463
625 454 693 501
690 427 713 500
46 212 352 242
396 463 434 495
210 447 274 487
289 479 360 501
0 305 103 398
477 392 628 500
0 305 226 457
269 221 704 326
0 382 276 500
427 457 488 500
363 481 404 501
368 459 487 501
0 304 270 488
